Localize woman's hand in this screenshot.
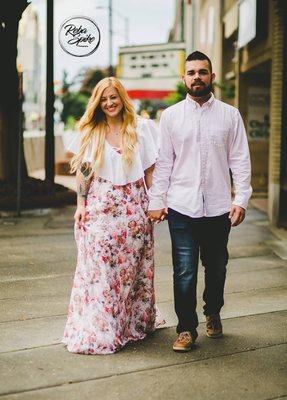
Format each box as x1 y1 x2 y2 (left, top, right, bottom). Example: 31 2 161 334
148 208 168 223
74 205 88 227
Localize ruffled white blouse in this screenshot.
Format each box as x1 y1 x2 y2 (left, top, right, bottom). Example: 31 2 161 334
68 117 159 185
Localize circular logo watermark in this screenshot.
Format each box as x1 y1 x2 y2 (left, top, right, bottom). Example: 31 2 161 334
58 16 101 57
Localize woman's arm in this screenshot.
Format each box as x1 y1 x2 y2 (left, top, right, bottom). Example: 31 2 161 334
144 164 155 190
74 162 92 224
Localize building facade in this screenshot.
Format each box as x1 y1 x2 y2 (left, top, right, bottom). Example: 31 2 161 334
222 0 287 226
116 42 186 100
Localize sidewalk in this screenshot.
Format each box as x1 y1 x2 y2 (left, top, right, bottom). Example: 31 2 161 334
0 206 286 400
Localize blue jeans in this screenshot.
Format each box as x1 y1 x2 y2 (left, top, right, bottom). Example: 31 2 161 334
168 208 231 334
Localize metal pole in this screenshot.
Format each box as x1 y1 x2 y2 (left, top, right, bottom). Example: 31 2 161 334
108 0 113 75
16 71 23 217
125 16 129 44
45 0 55 185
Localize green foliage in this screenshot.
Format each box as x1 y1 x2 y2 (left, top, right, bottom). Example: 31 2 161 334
79 68 107 96
61 70 71 94
60 68 108 128
165 81 186 105
65 115 77 130
61 92 88 126
138 100 168 119
214 81 235 99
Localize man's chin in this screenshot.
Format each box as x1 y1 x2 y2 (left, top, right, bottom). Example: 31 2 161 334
188 88 210 97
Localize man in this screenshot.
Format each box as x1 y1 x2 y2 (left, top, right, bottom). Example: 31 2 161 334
148 51 252 352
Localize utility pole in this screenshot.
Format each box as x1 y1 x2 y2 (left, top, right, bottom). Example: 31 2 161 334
108 0 113 76
124 16 129 44
45 0 55 185
96 2 129 73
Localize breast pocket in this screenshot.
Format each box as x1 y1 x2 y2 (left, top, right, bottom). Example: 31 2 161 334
208 129 229 148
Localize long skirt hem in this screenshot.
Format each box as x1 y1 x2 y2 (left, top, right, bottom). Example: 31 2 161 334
62 177 165 355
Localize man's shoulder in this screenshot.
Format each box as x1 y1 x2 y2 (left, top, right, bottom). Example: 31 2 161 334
165 99 185 113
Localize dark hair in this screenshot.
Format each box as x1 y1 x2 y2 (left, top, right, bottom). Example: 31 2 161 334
185 51 212 72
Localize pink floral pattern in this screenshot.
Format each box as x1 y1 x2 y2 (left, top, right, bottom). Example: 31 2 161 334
62 177 162 354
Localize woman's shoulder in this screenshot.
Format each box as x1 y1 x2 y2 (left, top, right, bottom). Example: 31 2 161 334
136 116 158 139
136 115 156 128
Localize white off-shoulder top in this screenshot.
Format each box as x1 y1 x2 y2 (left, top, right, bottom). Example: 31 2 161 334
68 117 159 185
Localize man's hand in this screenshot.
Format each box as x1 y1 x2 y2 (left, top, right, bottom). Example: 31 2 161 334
148 209 167 223
229 205 245 227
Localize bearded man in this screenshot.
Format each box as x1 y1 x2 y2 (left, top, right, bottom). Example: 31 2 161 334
148 51 252 351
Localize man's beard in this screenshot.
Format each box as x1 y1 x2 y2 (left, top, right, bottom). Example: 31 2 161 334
185 80 213 97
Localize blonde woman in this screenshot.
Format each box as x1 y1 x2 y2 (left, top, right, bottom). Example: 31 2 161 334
62 77 163 354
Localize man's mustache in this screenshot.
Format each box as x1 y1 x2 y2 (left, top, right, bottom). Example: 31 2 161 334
192 81 205 86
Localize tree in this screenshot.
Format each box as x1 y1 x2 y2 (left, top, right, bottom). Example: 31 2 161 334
60 68 108 129
0 1 29 182
79 68 107 96
61 92 89 127
165 81 186 106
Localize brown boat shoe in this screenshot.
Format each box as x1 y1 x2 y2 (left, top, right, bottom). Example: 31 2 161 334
172 331 198 352
206 314 223 338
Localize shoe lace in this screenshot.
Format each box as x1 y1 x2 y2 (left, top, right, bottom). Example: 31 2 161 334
178 332 192 342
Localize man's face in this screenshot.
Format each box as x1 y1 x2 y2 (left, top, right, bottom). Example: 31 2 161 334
182 59 215 97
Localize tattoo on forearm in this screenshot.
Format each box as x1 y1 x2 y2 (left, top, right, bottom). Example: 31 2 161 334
76 163 92 198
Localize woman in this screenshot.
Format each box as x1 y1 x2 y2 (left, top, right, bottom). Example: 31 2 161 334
62 77 163 355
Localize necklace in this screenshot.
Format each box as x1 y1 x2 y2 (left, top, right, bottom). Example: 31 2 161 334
107 126 121 136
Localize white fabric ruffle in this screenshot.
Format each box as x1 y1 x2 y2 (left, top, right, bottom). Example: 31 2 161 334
68 117 159 185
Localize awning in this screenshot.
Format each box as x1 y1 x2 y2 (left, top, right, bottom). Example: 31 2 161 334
223 4 238 39
237 0 257 48
127 90 174 100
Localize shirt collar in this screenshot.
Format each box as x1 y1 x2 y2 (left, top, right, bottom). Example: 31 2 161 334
185 92 215 109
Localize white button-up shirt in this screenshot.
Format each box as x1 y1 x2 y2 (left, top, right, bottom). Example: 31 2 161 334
148 94 252 217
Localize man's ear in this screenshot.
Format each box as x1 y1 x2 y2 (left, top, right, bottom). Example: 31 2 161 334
181 75 185 84
211 72 216 83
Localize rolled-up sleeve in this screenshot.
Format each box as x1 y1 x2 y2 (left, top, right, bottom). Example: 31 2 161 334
148 110 175 210
228 110 253 209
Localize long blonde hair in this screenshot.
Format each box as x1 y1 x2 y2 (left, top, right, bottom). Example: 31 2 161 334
70 77 138 176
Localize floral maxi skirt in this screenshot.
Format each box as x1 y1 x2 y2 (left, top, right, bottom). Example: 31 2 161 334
62 177 160 354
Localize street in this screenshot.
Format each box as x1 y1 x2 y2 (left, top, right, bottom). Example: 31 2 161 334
0 206 286 400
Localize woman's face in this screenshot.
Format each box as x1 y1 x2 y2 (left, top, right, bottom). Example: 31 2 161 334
100 86 124 119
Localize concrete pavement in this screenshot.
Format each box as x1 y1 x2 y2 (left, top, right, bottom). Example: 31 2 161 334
0 206 286 399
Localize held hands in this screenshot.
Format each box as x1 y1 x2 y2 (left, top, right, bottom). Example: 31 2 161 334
74 205 89 227
148 208 168 224
229 205 245 227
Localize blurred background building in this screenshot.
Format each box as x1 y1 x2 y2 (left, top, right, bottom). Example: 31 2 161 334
117 42 185 100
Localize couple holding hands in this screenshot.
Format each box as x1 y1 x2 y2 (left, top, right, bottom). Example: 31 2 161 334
62 51 252 355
